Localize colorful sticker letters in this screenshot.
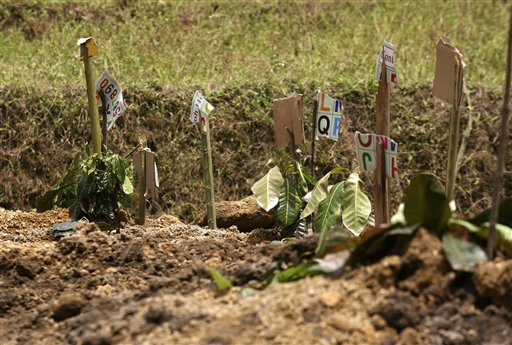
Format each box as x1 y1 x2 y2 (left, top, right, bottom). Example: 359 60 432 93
190 90 214 124
355 131 398 179
316 92 343 140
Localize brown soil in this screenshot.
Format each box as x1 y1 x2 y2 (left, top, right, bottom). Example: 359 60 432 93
1 208 510 345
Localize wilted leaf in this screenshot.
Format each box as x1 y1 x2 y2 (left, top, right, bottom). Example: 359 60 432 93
251 166 284 212
442 233 487 272
341 173 371 236
312 251 349 273
207 267 233 291
404 174 451 234
277 178 302 227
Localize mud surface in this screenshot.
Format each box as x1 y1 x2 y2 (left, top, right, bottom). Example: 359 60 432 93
1 209 510 345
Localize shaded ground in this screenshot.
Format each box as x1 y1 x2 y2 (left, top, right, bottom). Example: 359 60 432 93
1 208 510 345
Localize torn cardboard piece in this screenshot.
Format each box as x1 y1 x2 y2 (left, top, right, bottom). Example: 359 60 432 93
433 39 466 105
273 95 305 149
77 37 98 60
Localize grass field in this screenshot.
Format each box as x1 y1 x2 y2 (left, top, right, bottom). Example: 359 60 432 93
0 1 510 89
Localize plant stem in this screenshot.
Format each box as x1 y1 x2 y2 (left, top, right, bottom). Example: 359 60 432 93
487 8 512 259
202 120 217 229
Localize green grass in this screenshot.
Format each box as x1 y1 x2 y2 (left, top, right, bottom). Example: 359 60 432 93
0 1 509 90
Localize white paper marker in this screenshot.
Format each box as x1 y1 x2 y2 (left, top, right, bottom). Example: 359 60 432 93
375 41 397 84
190 90 214 124
95 69 126 130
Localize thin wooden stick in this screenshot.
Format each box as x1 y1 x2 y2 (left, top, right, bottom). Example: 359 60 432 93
311 98 318 180
80 42 102 155
100 92 108 153
202 119 217 229
374 64 390 225
136 151 146 225
487 8 512 259
446 59 461 201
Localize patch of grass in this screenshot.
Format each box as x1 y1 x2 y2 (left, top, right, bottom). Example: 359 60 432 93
0 1 509 89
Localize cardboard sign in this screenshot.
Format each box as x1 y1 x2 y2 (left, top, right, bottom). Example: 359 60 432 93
190 91 214 124
273 95 305 149
355 131 398 179
77 37 98 60
375 41 397 84
95 69 126 130
432 39 465 104
132 148 159 200
316 91 343 140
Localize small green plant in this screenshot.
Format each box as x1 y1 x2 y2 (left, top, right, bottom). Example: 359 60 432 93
37 145 134 224
251 157 371 257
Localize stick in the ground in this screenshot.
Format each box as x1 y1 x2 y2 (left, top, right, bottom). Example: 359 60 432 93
487 8 512 259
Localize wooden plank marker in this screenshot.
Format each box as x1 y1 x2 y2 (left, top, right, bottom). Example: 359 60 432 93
191 91 217 229
77 37 101 155
133 147 158 225
433 39 466 201
488 10 512 258
373 41 397 225
273 95 305 150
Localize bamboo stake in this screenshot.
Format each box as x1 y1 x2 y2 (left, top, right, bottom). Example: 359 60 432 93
311 98 318 180
374 64 390 225
80 42 102 155
487 9 512 259
100 92 108 153
202 119 217 229
446 59 462 201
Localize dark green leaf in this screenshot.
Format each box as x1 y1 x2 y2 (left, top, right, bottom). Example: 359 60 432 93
404 174 451 234
277 178 302 227
469 198 512 228
442 233 487 272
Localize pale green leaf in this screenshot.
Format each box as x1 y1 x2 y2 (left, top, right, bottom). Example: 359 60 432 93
251 166 284 212
300 171 332 219
442 233 487 272
315 181 345 256
341 173 371 236
122 175 134 194
207 267 233 291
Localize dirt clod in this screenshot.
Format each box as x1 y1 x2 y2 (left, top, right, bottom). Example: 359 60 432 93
52 294 86 322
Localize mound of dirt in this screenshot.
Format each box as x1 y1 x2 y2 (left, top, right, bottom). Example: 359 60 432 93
1 209 511 345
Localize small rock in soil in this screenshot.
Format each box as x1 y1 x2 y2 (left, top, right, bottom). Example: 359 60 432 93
52 294 86 322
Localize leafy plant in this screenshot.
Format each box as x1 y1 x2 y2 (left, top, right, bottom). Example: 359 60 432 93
252 161 371 256
38 145 134 224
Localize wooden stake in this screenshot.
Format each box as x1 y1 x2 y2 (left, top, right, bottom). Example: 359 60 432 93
136 151 146 225
446 60 462 201
80 42 102 155
100 92 108 153
374 65 391 225
202 120 217 229
487 9 512 259
311 98 318 179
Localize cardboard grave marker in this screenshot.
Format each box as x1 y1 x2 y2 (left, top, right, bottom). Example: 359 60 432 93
190 91 216 229
133 148 159 225
354 132 398 179
315 91 343 140
77 37 102 155
432 39 466 201
273 95 305 149
375 41 397 84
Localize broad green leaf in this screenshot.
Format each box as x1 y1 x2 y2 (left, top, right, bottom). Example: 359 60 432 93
251 166 284 211
277 178 302 227
300 171 332 219
404 174 451 234
341 173 371 236
122 175 134 194
207 267 233 291
315 181 345 256
442 233 487 272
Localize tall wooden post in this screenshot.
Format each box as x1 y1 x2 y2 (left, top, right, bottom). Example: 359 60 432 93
374 65 391 225
311 98 318 179
136 150 146 225
202 120 217 229
100 92 108 153
445 60 462 201
79 41 102 155
488 9 512 259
